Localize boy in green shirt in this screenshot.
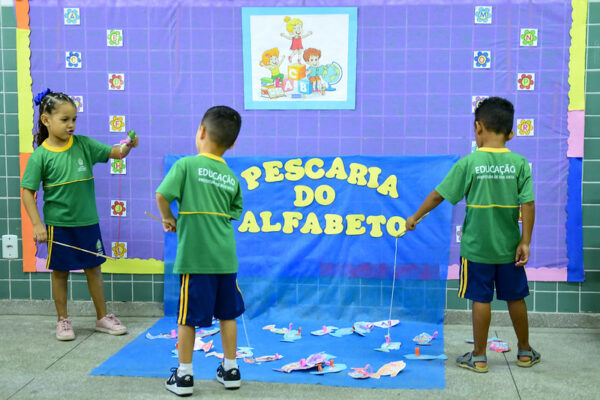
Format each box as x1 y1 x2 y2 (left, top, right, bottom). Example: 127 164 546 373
406 97 540 373
156 106 244 396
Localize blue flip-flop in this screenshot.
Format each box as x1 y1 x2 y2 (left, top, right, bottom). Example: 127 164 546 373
456 351 488 373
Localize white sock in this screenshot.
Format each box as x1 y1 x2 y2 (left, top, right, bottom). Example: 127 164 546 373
178 363 193 377
223 358 238 371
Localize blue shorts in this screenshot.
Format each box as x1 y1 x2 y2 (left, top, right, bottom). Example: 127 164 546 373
46 224 106 271
177 273 245 327
458 257 529 303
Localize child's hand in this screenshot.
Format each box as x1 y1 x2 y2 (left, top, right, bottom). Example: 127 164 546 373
33 223 48 243
515 242 530 266
405 216 418 231
128 136 139 148
162 217 177 233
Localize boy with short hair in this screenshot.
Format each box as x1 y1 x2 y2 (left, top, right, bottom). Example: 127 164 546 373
406 97 540 373
156 106 244 396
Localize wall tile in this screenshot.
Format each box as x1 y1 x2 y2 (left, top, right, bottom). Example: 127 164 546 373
557 292 579 313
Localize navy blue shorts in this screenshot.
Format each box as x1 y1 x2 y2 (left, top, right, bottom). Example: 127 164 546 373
46 224 106 271
177 273 245 327
458 257 529 303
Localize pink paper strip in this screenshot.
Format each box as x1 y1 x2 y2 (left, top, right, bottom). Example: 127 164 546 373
567 110 584 158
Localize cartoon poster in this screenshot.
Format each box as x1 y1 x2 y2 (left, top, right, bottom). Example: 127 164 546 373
242 7 357 110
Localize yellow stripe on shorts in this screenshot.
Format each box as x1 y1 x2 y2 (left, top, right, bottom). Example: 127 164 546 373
46 226 54 269
459 257 468 298
178 274 189 325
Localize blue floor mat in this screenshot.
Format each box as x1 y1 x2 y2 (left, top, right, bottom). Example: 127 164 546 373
91 317 445 389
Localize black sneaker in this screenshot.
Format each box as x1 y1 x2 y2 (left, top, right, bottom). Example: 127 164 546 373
216 364 241 390
165 367 194 397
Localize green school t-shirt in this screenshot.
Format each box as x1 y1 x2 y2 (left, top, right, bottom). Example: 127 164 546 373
435 147 534 264
20 135 112 227
156 153 243 274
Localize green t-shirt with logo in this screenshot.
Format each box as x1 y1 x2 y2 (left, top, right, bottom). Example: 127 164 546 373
20 135 112 227
156 153 243 274
435 147 534 264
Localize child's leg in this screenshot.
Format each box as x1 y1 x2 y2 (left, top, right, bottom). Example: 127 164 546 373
84 266 107 320
177 324 195 364
507 299 532 361
51 270 69 320
220 319 238 360
472 301 491 367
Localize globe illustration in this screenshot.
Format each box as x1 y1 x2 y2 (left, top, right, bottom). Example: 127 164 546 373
322 62 342 90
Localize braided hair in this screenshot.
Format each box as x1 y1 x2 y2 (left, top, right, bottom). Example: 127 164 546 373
33 89 77 147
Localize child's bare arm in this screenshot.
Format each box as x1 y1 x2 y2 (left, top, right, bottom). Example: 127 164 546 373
108 136 139 159
515 201 535 266
405 190 444 231
156 193 177 232
22 188 47 243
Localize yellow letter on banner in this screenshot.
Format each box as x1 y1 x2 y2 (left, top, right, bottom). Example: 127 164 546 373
386 216 406 237
346 214 366 235
260 211 282 232
366 215 387 237
314 185 336 206
367 167 382 189
238 211 260 233
305 158 325 179
264 161 285 182
324 214 344 234
285 158 305 181
325 157 348 180
377 175 399 198
282 212 303 233
240 166 262 190
294 185 314 207
300 212 323 234
347 163 368 186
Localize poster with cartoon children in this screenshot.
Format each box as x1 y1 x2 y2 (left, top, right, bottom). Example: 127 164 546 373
242 7 357 110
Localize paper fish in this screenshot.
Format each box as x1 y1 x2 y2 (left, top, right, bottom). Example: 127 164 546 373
206 351 223 359
145 332 175 340
412 331 438 345
244 353 283 364
370 361 406 379
205 347 254 360
375 341 401 352
237 347 254 358
311 326 338 336
489 342 510 353
353 321 374 336
310 362 347 375
281 328 302 342
196 326 220 338
193 338 213 352
329 327 354 337
373 319 400 329
274 352 335 373
348 364 373 379
404 353 448 360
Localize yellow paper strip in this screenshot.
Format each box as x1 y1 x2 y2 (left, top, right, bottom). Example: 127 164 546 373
101 258 165 274
17 28 34 154
568 0 588 111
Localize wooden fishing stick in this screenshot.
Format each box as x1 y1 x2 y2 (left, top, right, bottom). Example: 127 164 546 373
396 212 430 238
49 240 116 260
144 211 164 223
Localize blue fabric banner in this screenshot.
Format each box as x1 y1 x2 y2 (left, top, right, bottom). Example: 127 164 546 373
164 155 457 322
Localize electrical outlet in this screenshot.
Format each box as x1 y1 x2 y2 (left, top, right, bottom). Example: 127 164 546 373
2 235 18 259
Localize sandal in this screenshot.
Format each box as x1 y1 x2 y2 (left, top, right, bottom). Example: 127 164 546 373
456 351 488 373
517 348 541 368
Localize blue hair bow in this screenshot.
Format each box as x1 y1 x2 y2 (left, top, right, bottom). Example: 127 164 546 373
34 88 51 106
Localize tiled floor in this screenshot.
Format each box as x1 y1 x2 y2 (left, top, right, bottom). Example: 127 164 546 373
1 315 598 400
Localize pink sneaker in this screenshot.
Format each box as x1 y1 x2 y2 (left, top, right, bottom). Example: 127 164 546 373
56 317 75 341
95 314 127 335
